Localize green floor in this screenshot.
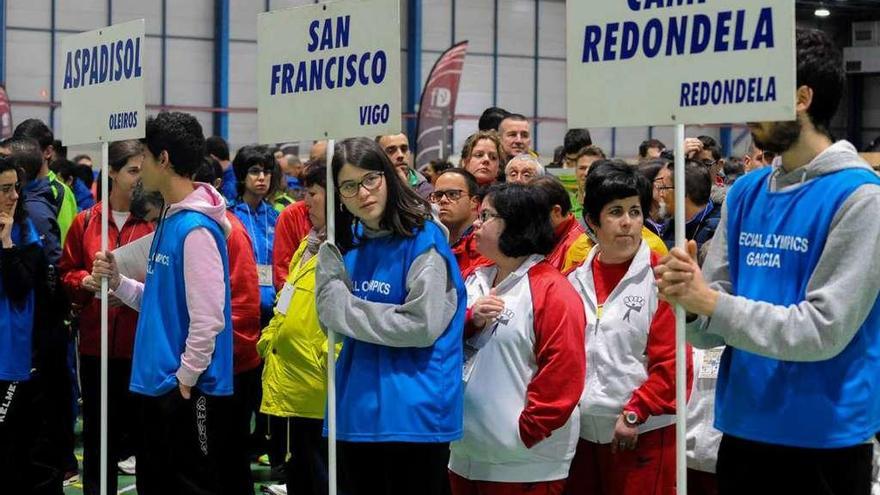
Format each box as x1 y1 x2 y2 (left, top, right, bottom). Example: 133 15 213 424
62 419 283 495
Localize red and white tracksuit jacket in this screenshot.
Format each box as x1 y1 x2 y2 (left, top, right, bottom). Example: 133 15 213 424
449 255 586 483
567 242 691 444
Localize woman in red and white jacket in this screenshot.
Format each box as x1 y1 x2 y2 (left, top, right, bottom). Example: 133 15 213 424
59 140 154 495
449 183 586 495
564 160 692 495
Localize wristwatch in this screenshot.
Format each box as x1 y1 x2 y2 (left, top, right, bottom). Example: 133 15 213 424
623 410 640 427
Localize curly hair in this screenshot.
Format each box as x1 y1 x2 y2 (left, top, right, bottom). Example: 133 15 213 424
141 112 206 178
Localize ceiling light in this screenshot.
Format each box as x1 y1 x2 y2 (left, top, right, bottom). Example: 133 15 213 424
814 7 831 17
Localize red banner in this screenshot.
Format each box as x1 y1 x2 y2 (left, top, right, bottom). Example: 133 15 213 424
415 41 468 170
0 86 12 139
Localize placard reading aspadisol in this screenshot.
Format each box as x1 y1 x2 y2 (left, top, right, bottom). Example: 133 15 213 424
567 0 795 127
61 19 146 145
258 0 401 143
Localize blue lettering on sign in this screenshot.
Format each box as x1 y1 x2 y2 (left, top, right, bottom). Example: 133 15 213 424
63 37 143 90
679 76 777 108
359 104 390 126
269 14 391 97
579 8 775 63
108 111 139 130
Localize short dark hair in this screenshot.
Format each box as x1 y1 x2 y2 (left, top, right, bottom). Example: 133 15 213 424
485 183 555 257
697 136 721 161
639 139 666 158
427 159 452 175
331 137 431 253
7 137 44 181
232 145 276 197
575 145 606 161
583 159 652 226
74 164 95 189
301 159 327 189
130 181 165 220
0 156 29 224
478 107 510 131
724 159 745 179
529 175 572 216
13 118 54 151
500 113 528 128
141 112 206 178
436 168 480 197
796 28 845 136
51 158 76 181
563 128 593 155
52 139 67 159
684 160 712 206
550 146 565 168
206 136 230 161
72 154 92 165
192 155 224 184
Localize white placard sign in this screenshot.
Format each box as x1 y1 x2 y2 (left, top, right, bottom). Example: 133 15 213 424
567 0 795 128
257 0 402 143
61 19 146 145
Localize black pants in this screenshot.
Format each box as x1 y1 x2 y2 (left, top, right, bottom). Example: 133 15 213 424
286 417 330 495
0 380 33 493
226 367 261 495
28 362 69 495
717 434 872 495
79 356 138 495
135 389 236 495
338 441 451 495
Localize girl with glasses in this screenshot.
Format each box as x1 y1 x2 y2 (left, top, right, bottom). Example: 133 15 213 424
449 183 586 495
315 137 466 495
0 156 43 493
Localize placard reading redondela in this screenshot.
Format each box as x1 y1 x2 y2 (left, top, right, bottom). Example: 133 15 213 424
61 19 146 146
257 0 402 143
566 0 795 128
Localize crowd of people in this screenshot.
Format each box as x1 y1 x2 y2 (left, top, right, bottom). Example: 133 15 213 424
0 27 879 495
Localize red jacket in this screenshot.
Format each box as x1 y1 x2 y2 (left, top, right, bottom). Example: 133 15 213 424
545 215 584 271
59 202 154 359
272 200 312 289
225 212 263 374
451 227 492 280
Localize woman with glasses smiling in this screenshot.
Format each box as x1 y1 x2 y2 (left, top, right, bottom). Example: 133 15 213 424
229 145 281 327
449 183 586 495
315 137 466 495
0 156 43 493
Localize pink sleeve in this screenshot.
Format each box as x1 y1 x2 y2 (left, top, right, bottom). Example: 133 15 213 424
175 227 227 387
113 276 144 311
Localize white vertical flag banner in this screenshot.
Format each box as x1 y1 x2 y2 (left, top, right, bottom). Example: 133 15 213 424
566 0 796 128
257 0 402 143
60 19 146 146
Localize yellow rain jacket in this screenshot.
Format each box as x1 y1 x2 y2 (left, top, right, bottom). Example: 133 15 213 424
258 238 340 419
562 227 668 273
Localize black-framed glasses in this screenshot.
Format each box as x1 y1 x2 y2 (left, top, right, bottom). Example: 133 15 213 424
247 166 273 177
0 182 21 195
478 209 501 223
700 159 717 168
338 172 384 199
429 189 466 203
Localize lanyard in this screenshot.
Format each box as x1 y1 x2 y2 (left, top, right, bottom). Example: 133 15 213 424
243 201 270 263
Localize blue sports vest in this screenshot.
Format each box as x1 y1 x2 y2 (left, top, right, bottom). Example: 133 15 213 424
719 166 880 448
330 221 466 442
129 210 234 397
0 220 40 381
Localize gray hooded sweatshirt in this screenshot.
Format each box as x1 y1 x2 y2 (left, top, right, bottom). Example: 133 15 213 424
688 140 880 361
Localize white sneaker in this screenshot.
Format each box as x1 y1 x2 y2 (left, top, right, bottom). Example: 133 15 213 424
262 484 287 495
117 456 136 475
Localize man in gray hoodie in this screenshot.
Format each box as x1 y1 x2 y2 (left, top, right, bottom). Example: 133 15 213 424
656 28 880 495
